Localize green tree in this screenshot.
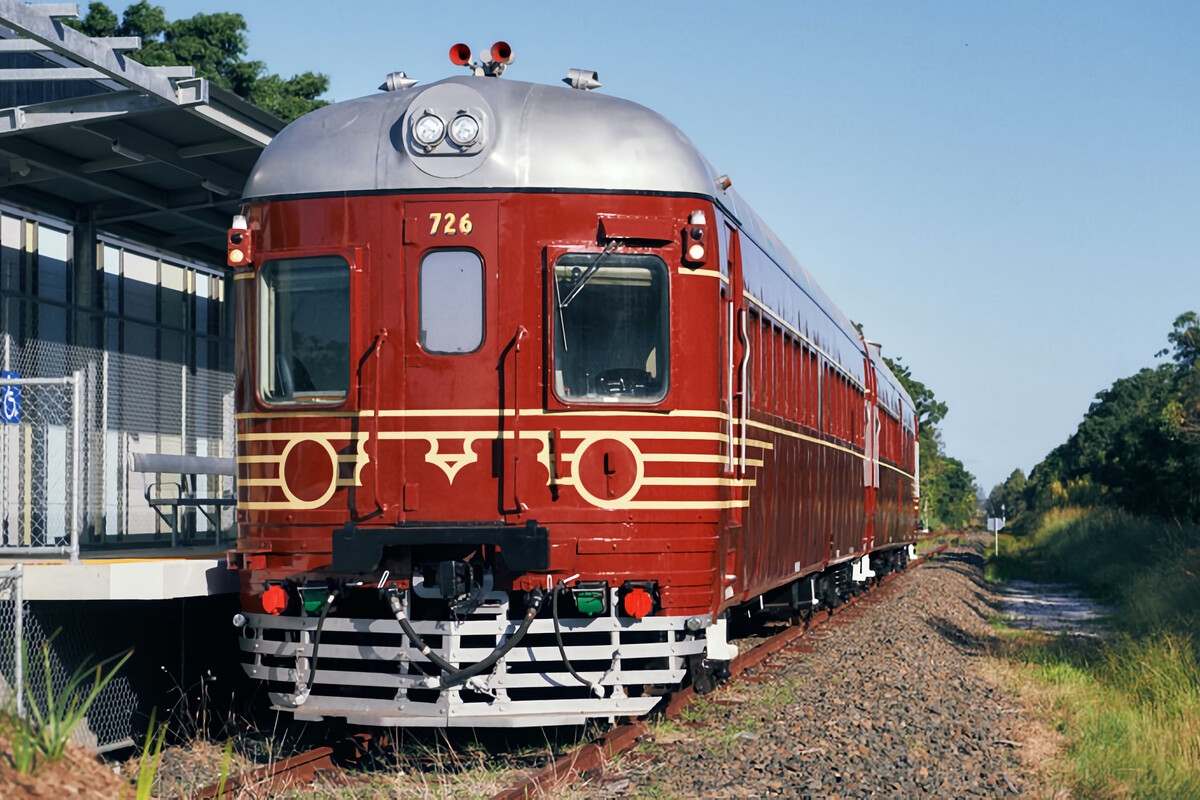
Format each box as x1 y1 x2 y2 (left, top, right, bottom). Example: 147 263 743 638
852 322 978 530
70 2 328 121
1025 312 1200 521
884 356 948 432
1157 311 1200 370
986 468 1026 519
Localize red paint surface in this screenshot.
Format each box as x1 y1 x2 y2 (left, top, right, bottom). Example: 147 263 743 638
232 190 917 616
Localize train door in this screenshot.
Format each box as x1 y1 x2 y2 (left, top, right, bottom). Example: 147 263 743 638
395 200 504 522
862 362 880 553
719 224 747 604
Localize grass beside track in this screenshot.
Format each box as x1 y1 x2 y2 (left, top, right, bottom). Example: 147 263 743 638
987 507 1200 799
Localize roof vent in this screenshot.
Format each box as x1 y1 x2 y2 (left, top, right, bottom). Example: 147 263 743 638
563 68 601 91
380 71 419 92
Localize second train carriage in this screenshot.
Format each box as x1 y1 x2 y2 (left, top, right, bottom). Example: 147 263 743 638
226 45 919 727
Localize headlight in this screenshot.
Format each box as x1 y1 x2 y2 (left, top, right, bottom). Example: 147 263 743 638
449 113 480 146
413 113 446 146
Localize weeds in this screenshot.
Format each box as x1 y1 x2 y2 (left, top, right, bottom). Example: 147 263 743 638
2 631 132 774
216 737 234 799
135 708 168 800
2 712 37 773
22 633 133 765
990 508 1200 798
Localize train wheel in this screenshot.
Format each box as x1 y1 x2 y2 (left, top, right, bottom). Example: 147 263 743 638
688 654 729 694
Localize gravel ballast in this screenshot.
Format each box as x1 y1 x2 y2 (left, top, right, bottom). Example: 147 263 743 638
584 536 1052 799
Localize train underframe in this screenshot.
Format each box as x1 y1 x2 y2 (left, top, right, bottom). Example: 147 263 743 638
235 543 916 727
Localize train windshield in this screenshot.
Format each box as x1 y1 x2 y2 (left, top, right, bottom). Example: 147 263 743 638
257 255 350 405
553 252 669 403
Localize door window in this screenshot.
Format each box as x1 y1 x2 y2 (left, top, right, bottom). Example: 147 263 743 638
419 249 484 354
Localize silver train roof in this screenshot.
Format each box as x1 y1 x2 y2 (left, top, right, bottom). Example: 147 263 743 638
245 75 914 427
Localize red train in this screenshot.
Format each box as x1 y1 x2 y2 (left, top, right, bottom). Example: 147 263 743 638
226 43 919 727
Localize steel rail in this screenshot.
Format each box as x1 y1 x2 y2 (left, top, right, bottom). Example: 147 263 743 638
192 537 956 799
193 732 372 798
490 538 956 800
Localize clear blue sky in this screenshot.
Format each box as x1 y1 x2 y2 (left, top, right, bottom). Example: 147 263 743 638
155 1 1200 494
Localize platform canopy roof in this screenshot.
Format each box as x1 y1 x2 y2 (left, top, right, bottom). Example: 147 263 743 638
0 0 285 266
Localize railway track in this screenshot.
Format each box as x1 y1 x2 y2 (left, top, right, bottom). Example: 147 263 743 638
193 540 954 798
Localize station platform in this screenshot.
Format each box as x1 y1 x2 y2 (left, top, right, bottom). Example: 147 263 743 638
0 546 239 600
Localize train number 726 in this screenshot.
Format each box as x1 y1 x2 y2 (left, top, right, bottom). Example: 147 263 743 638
428 212 474 237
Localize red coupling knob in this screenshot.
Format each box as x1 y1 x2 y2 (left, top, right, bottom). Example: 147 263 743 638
623 587 653 619
262 584 289 616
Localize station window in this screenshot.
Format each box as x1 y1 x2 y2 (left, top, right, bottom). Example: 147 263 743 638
553 252 669 403
419 249 484 354
258 255 350 405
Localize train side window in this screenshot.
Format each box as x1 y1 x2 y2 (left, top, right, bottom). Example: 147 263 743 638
420 249 484 354
553 252 669 403
258 255 350 405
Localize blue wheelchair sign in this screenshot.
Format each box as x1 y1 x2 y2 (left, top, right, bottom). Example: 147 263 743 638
1 370 19 424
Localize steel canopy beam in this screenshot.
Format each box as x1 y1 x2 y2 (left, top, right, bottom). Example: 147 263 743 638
0 91 165 135
86 120 251 192
0 0 182 103
0 66 194 81
0 137 230 235
0 35 141 51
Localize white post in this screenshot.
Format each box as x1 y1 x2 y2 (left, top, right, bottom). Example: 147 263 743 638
70 370 82 563
14 563 23 717
997 503 1006 557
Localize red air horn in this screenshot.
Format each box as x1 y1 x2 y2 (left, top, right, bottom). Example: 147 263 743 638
449 43 472 66
449 41 514 77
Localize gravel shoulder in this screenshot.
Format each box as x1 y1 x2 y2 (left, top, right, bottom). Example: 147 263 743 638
578 535 1062 799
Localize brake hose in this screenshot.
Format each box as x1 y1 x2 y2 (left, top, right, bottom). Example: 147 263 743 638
552 581 605 698
290 587 339 706
385 586 545 689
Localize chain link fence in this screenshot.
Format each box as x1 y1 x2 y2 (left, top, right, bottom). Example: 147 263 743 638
0 566 139 751
0 566 24 717
0 333 235 751
1 334 236 551
1 374 81 559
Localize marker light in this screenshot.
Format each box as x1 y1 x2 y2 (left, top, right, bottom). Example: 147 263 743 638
449 114 480 146
683 210 708 266
227 215 252 267
413 113 446 146
262 584 288 616
623 587 653 619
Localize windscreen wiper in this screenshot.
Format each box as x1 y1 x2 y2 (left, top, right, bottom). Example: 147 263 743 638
558 241 618 309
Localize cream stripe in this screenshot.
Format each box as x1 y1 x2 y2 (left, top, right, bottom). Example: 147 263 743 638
613 500 749 510
236 455 278 464
746 418 862 460
880 461 915 479
680 268 728 284
640 477 756 488
638 453 763 467
232 410 911 478
235 408 730 421
240 477 283 487
232 272 255 281
237 431 370 442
